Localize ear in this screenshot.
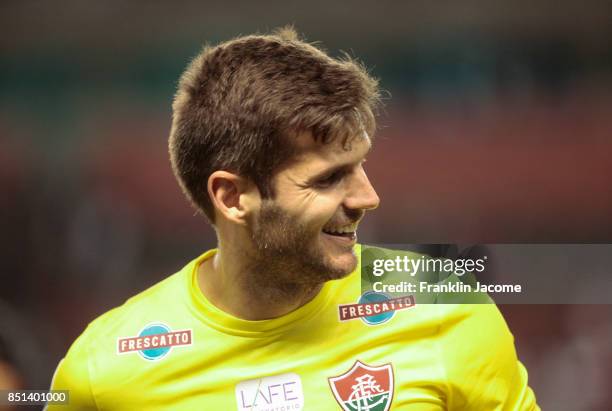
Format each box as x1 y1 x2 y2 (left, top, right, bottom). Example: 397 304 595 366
207 171 258 225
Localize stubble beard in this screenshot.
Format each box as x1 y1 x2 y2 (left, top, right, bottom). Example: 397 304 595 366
245 201 356 298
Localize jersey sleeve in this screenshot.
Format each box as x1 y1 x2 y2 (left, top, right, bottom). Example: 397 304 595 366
440 304 539 410
45 330 98 410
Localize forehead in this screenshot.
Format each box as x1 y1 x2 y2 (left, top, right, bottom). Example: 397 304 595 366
290 131 372 164
278 132 372 177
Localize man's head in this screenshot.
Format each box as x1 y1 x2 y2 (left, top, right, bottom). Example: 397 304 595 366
169 27 380 283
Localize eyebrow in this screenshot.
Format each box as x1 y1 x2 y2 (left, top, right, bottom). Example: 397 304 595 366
305 144 372 185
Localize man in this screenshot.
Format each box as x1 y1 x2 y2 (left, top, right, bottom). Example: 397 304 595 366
48 28 538 410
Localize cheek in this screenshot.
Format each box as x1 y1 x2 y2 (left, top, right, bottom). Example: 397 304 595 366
274 181 345 226
299 195 343 227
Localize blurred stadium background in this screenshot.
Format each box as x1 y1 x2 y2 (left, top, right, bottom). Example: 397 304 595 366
1 1 611 409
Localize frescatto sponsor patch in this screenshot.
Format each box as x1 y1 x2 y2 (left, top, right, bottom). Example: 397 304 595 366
117 323 192 360
338 292 415 325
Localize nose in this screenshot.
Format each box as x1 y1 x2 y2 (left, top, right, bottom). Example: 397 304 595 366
344 166 380 211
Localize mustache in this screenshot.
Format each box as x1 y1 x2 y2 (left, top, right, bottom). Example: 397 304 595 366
327 207 364 226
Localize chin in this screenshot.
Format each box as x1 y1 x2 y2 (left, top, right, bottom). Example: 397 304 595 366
322 247 359 280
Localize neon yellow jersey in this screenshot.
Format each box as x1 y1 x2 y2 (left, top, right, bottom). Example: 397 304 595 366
48 246 539 410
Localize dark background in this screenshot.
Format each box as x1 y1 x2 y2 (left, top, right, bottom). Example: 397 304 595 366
1 1 611 409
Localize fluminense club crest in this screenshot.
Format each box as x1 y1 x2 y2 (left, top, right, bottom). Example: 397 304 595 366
328 360 394 411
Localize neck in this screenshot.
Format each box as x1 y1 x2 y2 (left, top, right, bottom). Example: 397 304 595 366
197 240 324 321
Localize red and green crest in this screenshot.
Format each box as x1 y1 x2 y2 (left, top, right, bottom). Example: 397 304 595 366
328 360 394 411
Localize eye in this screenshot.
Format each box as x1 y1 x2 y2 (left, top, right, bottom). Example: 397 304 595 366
314 170 345 189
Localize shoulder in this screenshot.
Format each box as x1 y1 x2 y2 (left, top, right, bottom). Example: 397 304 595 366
437 304 537 409
436 303 513 355
50 260 196 399
86 266 190 340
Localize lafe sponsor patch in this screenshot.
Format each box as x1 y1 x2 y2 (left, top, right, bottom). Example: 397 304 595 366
338 292 415 325
235 372 304 411
117 323 192 361
328 361 394 411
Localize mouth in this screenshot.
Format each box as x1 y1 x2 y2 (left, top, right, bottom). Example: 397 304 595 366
321 222 358 245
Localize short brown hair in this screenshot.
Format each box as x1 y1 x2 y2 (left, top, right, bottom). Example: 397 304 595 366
169 27 380 223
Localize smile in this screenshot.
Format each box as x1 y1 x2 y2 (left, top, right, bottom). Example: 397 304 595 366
322 221 358 235
322 223 358 245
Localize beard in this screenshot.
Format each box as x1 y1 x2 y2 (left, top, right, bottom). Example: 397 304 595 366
245 201 360 293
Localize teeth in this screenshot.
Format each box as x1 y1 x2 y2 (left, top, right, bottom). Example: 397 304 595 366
323 223 358 234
